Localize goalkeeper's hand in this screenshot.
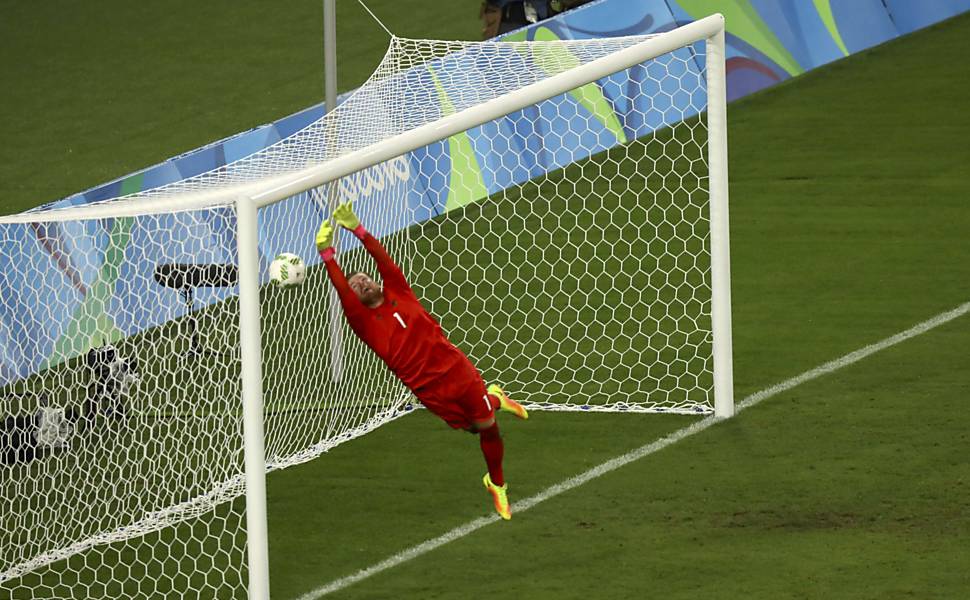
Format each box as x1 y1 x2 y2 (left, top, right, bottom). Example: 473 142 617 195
315 220 334 251
333 201 361 231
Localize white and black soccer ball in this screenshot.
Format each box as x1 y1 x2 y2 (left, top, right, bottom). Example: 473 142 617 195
269 253 306 287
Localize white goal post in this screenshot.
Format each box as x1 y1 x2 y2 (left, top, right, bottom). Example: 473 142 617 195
0 14 732 599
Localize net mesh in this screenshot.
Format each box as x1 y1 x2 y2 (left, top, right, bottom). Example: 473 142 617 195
0 208 249 597
22 37 659 216
0 32 714 598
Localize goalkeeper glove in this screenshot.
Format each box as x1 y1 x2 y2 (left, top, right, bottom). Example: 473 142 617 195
333 201 361 231
315 220 334 251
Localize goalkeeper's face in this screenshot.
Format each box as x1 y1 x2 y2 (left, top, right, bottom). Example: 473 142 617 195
348 272 384 307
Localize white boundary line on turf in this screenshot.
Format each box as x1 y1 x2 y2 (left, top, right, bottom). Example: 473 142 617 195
295 301 970 600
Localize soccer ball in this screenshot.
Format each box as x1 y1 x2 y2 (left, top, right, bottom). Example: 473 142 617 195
269 253 306 287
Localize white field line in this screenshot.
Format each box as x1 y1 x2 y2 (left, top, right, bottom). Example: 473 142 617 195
295 301 970 600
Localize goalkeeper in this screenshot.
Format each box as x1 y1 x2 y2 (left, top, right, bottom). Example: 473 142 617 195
316 202 528 520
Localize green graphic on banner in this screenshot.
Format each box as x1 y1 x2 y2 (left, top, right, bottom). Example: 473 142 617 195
428 67 490 212
533 26 628 145
813 0 849 56
503 27 627 144
679 0 804 75
42 175 141 369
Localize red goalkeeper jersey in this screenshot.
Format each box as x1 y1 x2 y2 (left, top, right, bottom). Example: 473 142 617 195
322 230 470 392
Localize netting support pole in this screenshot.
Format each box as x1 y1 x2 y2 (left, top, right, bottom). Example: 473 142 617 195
324 0 336 106
323 0 344 383
706 18 735 419
236 195 272 599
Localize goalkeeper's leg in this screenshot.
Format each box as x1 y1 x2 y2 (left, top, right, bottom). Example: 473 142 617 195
474 417 511 520
487 384 528 420
417 365 516 519
467 390 512 520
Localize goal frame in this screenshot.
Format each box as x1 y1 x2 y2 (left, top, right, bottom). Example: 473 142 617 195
235 13 733 598
0 14 733 599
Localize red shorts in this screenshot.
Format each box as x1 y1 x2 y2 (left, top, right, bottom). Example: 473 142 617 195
414 361 493 430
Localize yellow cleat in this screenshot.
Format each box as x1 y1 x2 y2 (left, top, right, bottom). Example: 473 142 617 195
487 384 528 420
483 473 511 520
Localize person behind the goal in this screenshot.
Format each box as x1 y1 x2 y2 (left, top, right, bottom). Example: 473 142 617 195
315 202 528 520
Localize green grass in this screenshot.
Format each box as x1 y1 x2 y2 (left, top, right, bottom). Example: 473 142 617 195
311 317 968 600
1 3 969 600
0 0 480 215
265 12 970 600
1 119 713 598
411 122 712 411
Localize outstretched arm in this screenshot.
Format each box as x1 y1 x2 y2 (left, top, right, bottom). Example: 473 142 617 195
316 220 364 314
333 202 412 294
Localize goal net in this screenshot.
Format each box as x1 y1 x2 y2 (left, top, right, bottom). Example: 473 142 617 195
0 16 731 598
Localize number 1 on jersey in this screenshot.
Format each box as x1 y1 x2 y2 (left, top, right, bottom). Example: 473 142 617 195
392 312 407 329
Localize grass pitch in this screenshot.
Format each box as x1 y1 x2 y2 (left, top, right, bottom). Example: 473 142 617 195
1 3 969 600
266 12 970 600
0 0 480 215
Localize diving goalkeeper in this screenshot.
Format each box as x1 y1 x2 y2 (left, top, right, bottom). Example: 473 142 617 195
316 202 528 520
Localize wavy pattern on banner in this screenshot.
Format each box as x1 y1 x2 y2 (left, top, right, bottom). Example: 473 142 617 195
427 66 490 212
1 0 968 385
813 0 849 56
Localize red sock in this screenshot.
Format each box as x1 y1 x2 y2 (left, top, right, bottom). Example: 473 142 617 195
486 392 501 411
479 423 504 487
